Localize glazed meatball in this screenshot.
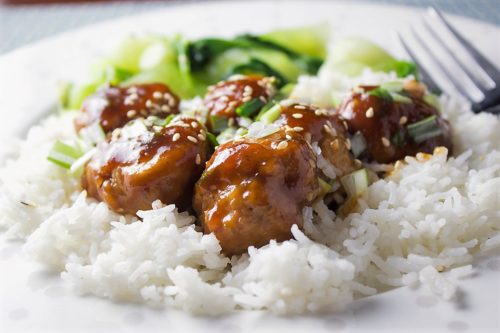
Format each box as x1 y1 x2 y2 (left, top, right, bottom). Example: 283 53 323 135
75 83 180 133
83 117 208 215
204 75 277 132
274 102 358 177
336 84 453 163
193 129 319 256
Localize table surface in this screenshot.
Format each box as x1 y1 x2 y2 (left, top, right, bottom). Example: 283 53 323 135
0 0 499 55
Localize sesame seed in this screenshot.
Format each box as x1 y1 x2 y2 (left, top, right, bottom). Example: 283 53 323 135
195 154 201 165
145 100 153 108
259 96 267 103
140 110 149 117
399 116 408 125
228 118 235 126
365 107 374 118
127 110 137 118
343 121 349 130
187 136 198 143
292 113 303 119
172 133 181 142
381 137 391 147
198 133 205 141
242 95 252 103
323 124 333 134
163 93 171 100
294 105 307 110
293 126 304 132
219 95 229 102
285 134 292 140
314 109 322 116
191 121 198 128
276 141 289 150
153 91 163 99
161 105 170 112
153 126 163 132
332 139 340 150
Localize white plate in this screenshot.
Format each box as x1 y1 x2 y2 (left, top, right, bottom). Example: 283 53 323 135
1 1 499 332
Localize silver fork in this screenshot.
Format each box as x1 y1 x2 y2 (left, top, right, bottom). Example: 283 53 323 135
398 7 500 114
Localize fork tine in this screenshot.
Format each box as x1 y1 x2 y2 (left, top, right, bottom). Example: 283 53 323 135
410 27 476 101
396 33 442 94
429 7 500 84
421 18 489 94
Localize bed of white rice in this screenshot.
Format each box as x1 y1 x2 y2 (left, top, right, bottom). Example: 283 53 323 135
0 66 499 315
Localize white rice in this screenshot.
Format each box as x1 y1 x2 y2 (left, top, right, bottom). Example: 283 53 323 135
1 67 500 315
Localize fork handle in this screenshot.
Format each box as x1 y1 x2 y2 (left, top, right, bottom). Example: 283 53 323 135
472 88 500 114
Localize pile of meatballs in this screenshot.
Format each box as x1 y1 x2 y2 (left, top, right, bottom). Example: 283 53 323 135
75 75 452 256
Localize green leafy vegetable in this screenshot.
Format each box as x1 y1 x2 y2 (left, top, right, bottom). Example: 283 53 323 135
407 115 443 143
327 37 417 78
229 58 288 87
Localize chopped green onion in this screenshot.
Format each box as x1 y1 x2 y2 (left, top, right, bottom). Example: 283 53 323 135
340 168 369 198
163 114 175 126
216 127 236 144
70 148 97 176
256 104 282 123
279 83 296 97
318 178 332 198
47 140 84 169
423 93 442 111
206 132 219 147
368 87 392 101
79 122 105 145
390 92 412 104
210 115 230 133
350 131 367 157
380 81 404 92
236 98 265 117
407 115 443 143
391 130 407 147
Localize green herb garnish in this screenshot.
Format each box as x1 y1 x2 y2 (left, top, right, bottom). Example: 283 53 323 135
210 115 230 133
235 98 266 117
407 115 442 143
368 87 392 101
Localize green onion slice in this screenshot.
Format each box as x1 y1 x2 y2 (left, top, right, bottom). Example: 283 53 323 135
256 103 282 123
70 148 97 175
236 98 266 117
380 81 404 92
163 114 176 126
390 92 412 104
368 87 392 101
350 131 367 157
318 178 333 198
206 132 219 147
340 168 369 198
407 115 443 143
47 140 84 169
210 115 230 133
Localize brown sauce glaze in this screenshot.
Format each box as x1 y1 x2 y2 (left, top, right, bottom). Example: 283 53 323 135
75 83 180 133
275 102 359 177
336 85 453 163
193 129 319 256
203 75 277 132
83 117 208 215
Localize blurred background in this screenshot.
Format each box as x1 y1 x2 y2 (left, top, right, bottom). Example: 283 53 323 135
0 0 499 55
